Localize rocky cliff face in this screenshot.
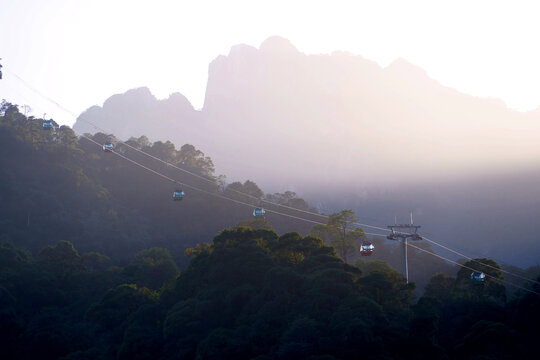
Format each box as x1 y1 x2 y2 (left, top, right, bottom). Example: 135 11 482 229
71 36 540 266
74 36 540 188
201 36 540 187
74 87 203 146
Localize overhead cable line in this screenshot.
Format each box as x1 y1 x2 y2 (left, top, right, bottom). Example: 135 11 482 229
14 66 390 233
8 68 393 233
8 69 539 286
74 116 393 233
6 68 391 236
422 235 540 286
407 242 540 296
81 135 386 237
6 70 538 295
7 70 76 116
86 131 540 288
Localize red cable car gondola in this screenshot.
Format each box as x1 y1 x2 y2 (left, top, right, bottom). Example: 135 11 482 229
360 240 375 256
102 143 114 152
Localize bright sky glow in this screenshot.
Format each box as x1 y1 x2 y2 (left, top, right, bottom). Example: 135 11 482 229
1 0 540 125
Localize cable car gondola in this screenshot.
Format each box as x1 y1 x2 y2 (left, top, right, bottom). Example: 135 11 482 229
102 143 114 152
253 207 265 218
470 271 486 283
43 120 53 129
173 189 184 201
360 240 375 256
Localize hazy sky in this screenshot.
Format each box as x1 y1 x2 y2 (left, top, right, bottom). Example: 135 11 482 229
1 0 540 125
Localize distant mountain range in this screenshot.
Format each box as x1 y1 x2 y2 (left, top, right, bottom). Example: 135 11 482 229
73 37 540 266
74 36 540 189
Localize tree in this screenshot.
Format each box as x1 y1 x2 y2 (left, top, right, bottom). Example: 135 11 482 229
0 241 33 270
117 304 165 360
456 258 506 303
269 232 326 266
91 132 116 145
124 248 179 291
38 241 87 280
86 284 158 330
265 191 310 210
236 218 274 231
56 126 79 149
148 140 176 163
176 143 215 178
184 242 212 258
424 273 457 303
310 210 364 263
125 135 151 150
241 180 264 198
356 260 415 309
81 252 111 271
225 180 264 200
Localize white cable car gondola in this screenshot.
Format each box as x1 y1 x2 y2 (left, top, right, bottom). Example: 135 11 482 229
360 240 375 256
102 143 114 152
43 120 53 129
253 207 265 218
470 271 486 283
173 189 185 201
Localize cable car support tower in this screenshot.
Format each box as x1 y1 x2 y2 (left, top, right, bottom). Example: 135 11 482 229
387 213 423 283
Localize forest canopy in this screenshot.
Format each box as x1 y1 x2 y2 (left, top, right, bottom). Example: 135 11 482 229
1 101 540 359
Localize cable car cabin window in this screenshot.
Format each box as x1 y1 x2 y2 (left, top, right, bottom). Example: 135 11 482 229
253 208 265 218
173 189 184 200
103 143 114 152
362 244 374 250
470 271 486 282
360 241 374 256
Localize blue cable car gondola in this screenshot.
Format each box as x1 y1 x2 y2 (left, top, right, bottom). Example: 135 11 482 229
470 271 486 283
102 143 114 152
43 120 53 129
173 189 184 201
253 207 265 218
360 240 375 256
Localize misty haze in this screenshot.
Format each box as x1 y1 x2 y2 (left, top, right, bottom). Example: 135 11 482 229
75 36 540 267
3 2 540 357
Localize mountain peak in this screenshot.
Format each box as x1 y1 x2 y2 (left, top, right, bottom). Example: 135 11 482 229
228 43 258 58
259 36 299 54
383 58 441 89
164 92 195 111
385 58 427 76
103 87 156 108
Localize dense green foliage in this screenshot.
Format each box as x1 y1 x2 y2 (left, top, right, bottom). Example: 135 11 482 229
0 101 318 266
1 101 540 359
1 232 540 359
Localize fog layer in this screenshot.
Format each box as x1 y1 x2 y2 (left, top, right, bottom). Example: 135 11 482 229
73 36 540 266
